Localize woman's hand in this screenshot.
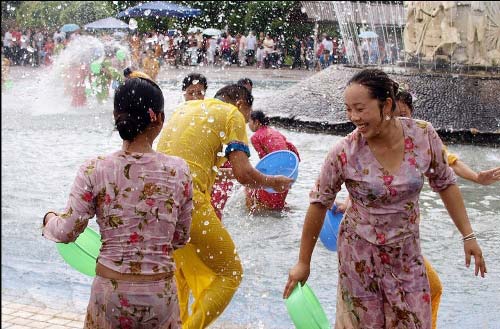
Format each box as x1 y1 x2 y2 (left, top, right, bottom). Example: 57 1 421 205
334 200 348 213
464 239 487 277
270 175 294 193
283 262 310 299
43 211 57 226
476 167 500 185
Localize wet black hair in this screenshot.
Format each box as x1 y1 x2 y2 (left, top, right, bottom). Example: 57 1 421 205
348 69 398 117
123 67 133 78
182 73 208 91
113 76 164 141
237 78 253 88
250 110 269 125
214 84 254 106
395 89 414 113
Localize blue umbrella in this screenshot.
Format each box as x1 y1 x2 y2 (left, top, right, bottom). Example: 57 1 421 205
117 1 202 19
61 23 80 33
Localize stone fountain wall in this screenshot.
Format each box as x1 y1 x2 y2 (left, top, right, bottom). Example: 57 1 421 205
404 1 500 67
262 66 500 146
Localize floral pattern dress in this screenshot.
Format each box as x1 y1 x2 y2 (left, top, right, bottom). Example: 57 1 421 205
310 118 456 328
43 151 193 329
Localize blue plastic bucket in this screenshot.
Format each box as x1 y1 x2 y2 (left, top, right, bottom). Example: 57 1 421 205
255 150 299 193
319 205 343 251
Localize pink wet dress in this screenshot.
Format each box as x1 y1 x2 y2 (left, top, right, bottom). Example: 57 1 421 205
246 125 300 210
310 118 456 328
43 151 193 329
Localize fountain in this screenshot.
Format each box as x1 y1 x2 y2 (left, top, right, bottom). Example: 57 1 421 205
266 1 500 146
42 34 131 110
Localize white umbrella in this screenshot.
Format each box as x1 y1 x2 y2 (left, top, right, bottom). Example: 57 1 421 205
202 28 221 36
358 31 378 38
187 26 203 33
84 17 129 30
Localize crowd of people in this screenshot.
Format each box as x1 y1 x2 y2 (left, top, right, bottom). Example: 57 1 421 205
1 22 408 88
1 24 353 74
2 25 68 67
126 29 351 71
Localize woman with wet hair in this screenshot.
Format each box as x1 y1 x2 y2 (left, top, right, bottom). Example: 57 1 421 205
246 110 300 211
284 69 486 328
42 70 193 329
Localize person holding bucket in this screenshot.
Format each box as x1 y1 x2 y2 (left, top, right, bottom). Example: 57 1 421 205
283 69 486 328
328 88 499 329
42 70 193 328
246 110 300 211
157 84 293 329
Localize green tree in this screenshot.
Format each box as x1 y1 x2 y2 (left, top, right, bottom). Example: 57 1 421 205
59 1 113 26
16 1 66 30
14 1 112 31
1 1 21 32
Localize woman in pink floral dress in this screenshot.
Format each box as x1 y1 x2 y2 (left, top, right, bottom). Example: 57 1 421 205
284 69 486 328
43 70 193 329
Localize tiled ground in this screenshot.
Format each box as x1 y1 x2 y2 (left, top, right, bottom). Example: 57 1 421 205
2 300 84 329
1 298 253 328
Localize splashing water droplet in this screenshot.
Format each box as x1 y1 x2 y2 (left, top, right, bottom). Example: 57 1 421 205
128 19 138 30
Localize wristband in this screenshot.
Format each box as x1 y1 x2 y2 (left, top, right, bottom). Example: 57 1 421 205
462 232 476 243
42 211 57 226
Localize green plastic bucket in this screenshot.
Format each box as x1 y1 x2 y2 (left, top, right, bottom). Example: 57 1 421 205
285 282 331 329
56 227 101 276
